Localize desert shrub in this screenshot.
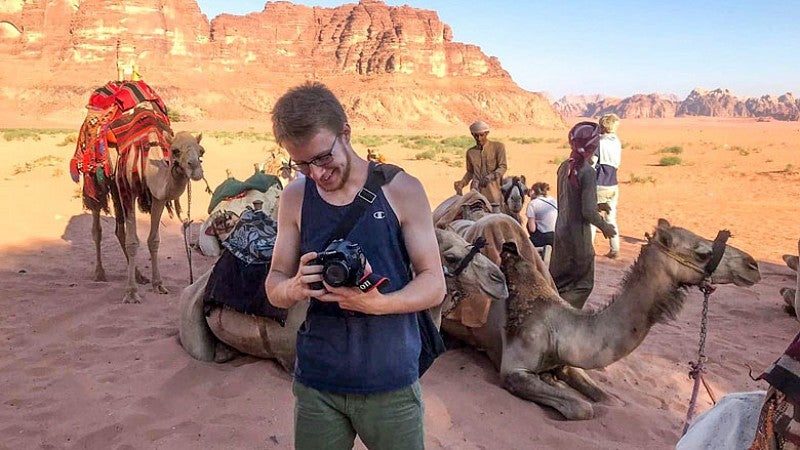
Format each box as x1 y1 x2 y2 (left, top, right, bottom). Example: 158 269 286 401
545 138 562 145
658 146 683 154
440 136 473 148
12 155 63 174
209 131 273 142
624 142 644 150
629 173 656 184
548 156 567 165
57 134 78 147
3 129 42 141
353 135 386 147
784 164 798 174
729 145 758 156
658 156 682 166
414 150 436 160
167 108 182 122
510 136 543 144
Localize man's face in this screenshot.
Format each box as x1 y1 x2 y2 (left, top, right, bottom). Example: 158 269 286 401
285 128 350 192
472 131 489 148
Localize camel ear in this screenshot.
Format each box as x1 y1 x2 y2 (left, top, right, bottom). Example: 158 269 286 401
657 218 671 230
195 132 203 144
520 175 526 186
654 226 673 248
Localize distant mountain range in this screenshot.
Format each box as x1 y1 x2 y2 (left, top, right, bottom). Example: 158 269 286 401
554 88 800 121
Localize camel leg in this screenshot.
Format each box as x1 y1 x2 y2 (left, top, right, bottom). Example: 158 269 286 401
122 212 142 304
148 199 168 294
794 238 800 320
503 369 594 420
110 184 149 285
553 366 622 405
91 207 107 282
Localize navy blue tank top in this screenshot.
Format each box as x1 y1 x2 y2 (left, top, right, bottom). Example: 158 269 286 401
296 163 419 393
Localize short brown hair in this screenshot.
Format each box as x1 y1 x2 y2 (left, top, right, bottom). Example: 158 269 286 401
531 182 550 196
271 82 348 147
599 114 620 134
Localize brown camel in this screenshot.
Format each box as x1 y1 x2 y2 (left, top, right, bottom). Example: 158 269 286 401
83 108 206 303
178 228 508 369
779 239 800 317
438 217 761 420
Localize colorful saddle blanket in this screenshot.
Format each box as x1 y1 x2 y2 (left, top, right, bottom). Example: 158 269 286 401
69 80 170 212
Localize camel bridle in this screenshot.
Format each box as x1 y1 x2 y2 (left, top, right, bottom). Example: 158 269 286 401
647 229 731 279
654 228 731 436
441 236 488 318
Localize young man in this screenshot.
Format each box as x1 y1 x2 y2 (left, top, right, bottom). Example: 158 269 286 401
265 81 445 450
453 120 507 206
549 122 616 309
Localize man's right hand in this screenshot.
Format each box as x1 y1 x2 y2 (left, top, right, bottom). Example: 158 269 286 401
453 180 465 195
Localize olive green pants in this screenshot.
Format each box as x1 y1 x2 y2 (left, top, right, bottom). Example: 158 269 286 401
292 380 424 450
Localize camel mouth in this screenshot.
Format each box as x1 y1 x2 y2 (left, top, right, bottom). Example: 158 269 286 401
189 171 204 181
731 273 760 287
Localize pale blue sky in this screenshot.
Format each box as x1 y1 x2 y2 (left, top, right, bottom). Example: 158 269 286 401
195 1 799 100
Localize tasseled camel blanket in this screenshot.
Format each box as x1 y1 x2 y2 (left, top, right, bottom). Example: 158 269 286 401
70 80 170 212
448 213 557 328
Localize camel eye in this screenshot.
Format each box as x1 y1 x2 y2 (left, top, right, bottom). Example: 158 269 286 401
694 245 713 262
172 147 181 157
444 253 459 264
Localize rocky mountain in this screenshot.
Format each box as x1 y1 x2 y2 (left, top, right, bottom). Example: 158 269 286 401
0 0 564 128
556 88 799 121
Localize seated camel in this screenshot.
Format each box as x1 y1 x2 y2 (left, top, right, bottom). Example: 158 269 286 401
779 239 800 317
499 175 527 224
179 228 508 370
437 217 761 420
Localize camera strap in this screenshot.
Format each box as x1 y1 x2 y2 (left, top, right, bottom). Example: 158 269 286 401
324 162 403 292
324 162 402 246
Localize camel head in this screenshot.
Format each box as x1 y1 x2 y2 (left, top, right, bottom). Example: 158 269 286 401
501 175 527 214
646 218 761 288
170 132 205 181
436 228 508 311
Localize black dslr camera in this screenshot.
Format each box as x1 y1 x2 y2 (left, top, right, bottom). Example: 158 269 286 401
311 239 367 289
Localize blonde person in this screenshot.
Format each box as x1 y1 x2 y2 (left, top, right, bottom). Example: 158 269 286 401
453 120 507 206
594 113 622 258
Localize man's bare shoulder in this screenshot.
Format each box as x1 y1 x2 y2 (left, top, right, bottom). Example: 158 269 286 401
280 176 306 209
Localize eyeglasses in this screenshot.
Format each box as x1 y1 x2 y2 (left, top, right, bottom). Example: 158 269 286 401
290 135 339 173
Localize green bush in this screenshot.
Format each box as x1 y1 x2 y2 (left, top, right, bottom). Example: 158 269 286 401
414 150 436 160
3 129 42 141
629 173 656 184
57 134 78 147
167 108 182 122
658 146 683 154
658 156 682 166
353 135 386 147
510 136 543 144
548 156 567 165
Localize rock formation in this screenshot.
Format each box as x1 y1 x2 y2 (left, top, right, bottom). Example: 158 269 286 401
0 0 564 129
556 89 800 121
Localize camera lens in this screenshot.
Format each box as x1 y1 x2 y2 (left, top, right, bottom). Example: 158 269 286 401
323 262 349 287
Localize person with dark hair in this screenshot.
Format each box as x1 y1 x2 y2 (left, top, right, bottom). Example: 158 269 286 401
266 81 445 450
525 181 557 248
453 120 507 206
549 121 617 309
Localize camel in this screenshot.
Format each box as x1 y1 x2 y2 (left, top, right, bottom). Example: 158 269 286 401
499 175 527 223
83 108 206 303
779 239 800 316
437 217 761 420
178 227 508 369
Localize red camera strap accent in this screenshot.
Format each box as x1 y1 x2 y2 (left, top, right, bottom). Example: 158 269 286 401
358 272 389 293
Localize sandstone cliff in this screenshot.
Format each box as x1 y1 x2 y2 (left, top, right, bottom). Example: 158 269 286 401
0 0 564 129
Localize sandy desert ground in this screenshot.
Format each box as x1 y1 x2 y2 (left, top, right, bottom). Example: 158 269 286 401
0 117 799 449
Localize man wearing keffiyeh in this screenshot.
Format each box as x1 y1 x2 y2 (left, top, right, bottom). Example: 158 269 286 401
549 121 617 309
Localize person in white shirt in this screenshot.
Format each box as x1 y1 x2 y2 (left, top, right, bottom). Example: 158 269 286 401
526 182 558 248
594 113 622 259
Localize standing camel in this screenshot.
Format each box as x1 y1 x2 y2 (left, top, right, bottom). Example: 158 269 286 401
80 107 206 303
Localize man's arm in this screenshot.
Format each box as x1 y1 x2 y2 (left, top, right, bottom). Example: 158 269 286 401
493 142 507 180
265 179 323 308
458 148 475 185
526 203 537 234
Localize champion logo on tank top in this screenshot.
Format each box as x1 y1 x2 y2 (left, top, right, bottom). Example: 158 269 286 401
373 211 386 219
